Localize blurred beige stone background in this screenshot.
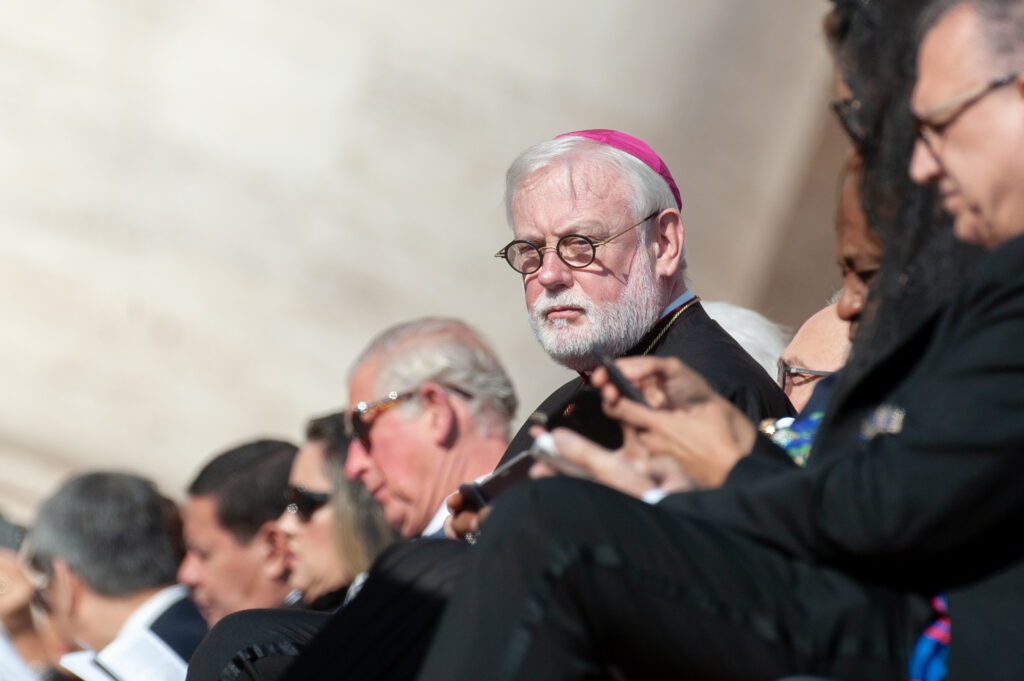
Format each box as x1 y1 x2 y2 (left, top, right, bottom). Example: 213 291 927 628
0 0 847 522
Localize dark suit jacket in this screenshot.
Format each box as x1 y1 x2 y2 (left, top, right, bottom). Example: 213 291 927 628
185 540 470 681
150 593 208 663
500 301 795 464
660 233 1024 679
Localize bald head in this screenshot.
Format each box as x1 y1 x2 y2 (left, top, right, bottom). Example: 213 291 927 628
778 304 851 412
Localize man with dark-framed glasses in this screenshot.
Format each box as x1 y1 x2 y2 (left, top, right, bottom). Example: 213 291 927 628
415 3 1024 679
492 129 793 463
909 1 1024 251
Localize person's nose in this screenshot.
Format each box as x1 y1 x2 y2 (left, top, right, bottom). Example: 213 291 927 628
836 275 866 323
344 439 372 481
534 247 574 290
909 137 942 186
177 551 200 586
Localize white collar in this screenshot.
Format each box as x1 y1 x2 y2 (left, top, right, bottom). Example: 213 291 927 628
420 472 491 538
59 585 191 681
115 584 189 636
421 502 450 538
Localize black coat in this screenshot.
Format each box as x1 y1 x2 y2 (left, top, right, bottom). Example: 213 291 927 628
500 301 795 464
149 592 208 663
659 233 1024 679
416 235 1024 681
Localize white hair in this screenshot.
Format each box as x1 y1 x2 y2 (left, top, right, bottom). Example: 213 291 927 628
349 317 518 439
702 302 791 378
504 135 686 278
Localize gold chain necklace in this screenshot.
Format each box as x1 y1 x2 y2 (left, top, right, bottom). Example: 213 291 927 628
640 296 701 356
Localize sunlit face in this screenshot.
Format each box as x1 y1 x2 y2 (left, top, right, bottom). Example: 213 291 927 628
178 496 273 626
276 442 347 601
909 4 1024 250
835 158 884 339
344 360 445 538
778 303 850 412
511 162 664 371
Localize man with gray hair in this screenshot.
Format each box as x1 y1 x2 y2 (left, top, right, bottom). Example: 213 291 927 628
343 317 517 538
495 129 793 461
181 319 514 681
415 4 1024 678
23 472 207 680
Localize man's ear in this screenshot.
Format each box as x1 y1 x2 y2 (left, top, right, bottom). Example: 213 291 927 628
254 520 291 583
419 383 458 448
653 208 684 280
51 558 82 617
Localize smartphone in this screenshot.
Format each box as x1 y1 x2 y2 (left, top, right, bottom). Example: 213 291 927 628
596 351 649 406
532 352 648 452
458 433 590 511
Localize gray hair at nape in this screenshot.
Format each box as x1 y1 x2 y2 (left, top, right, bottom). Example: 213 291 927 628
24 471 181 597
702 301 792 379
503 135 686 277
349 317 519 440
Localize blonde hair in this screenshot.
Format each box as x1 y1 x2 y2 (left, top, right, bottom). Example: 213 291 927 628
325 445 399 576
304 411 400 578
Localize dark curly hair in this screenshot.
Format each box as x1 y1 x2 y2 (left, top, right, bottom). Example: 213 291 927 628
825 0 982 392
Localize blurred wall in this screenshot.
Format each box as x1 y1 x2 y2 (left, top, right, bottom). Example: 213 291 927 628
0 0 845 521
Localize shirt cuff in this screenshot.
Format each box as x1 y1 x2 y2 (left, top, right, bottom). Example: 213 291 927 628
641 487 668 505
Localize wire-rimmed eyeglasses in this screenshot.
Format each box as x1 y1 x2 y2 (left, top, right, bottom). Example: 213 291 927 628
495 210 660 275
913 73 1019 155
777 359 835 392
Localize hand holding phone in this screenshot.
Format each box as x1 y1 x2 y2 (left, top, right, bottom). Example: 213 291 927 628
457 432 590 512
595 349 649 406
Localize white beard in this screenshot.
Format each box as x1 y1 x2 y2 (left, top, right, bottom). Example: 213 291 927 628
528 249 663 372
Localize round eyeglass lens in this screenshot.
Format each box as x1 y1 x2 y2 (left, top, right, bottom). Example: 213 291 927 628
558 236 595 267
507 242 541 273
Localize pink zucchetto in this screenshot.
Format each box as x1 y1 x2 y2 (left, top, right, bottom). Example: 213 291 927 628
555 129 682 209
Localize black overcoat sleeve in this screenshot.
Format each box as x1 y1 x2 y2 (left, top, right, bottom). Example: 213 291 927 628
659 235 1024 592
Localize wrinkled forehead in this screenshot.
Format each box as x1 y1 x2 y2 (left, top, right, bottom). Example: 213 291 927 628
800 305 848 344
511 160 633 225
